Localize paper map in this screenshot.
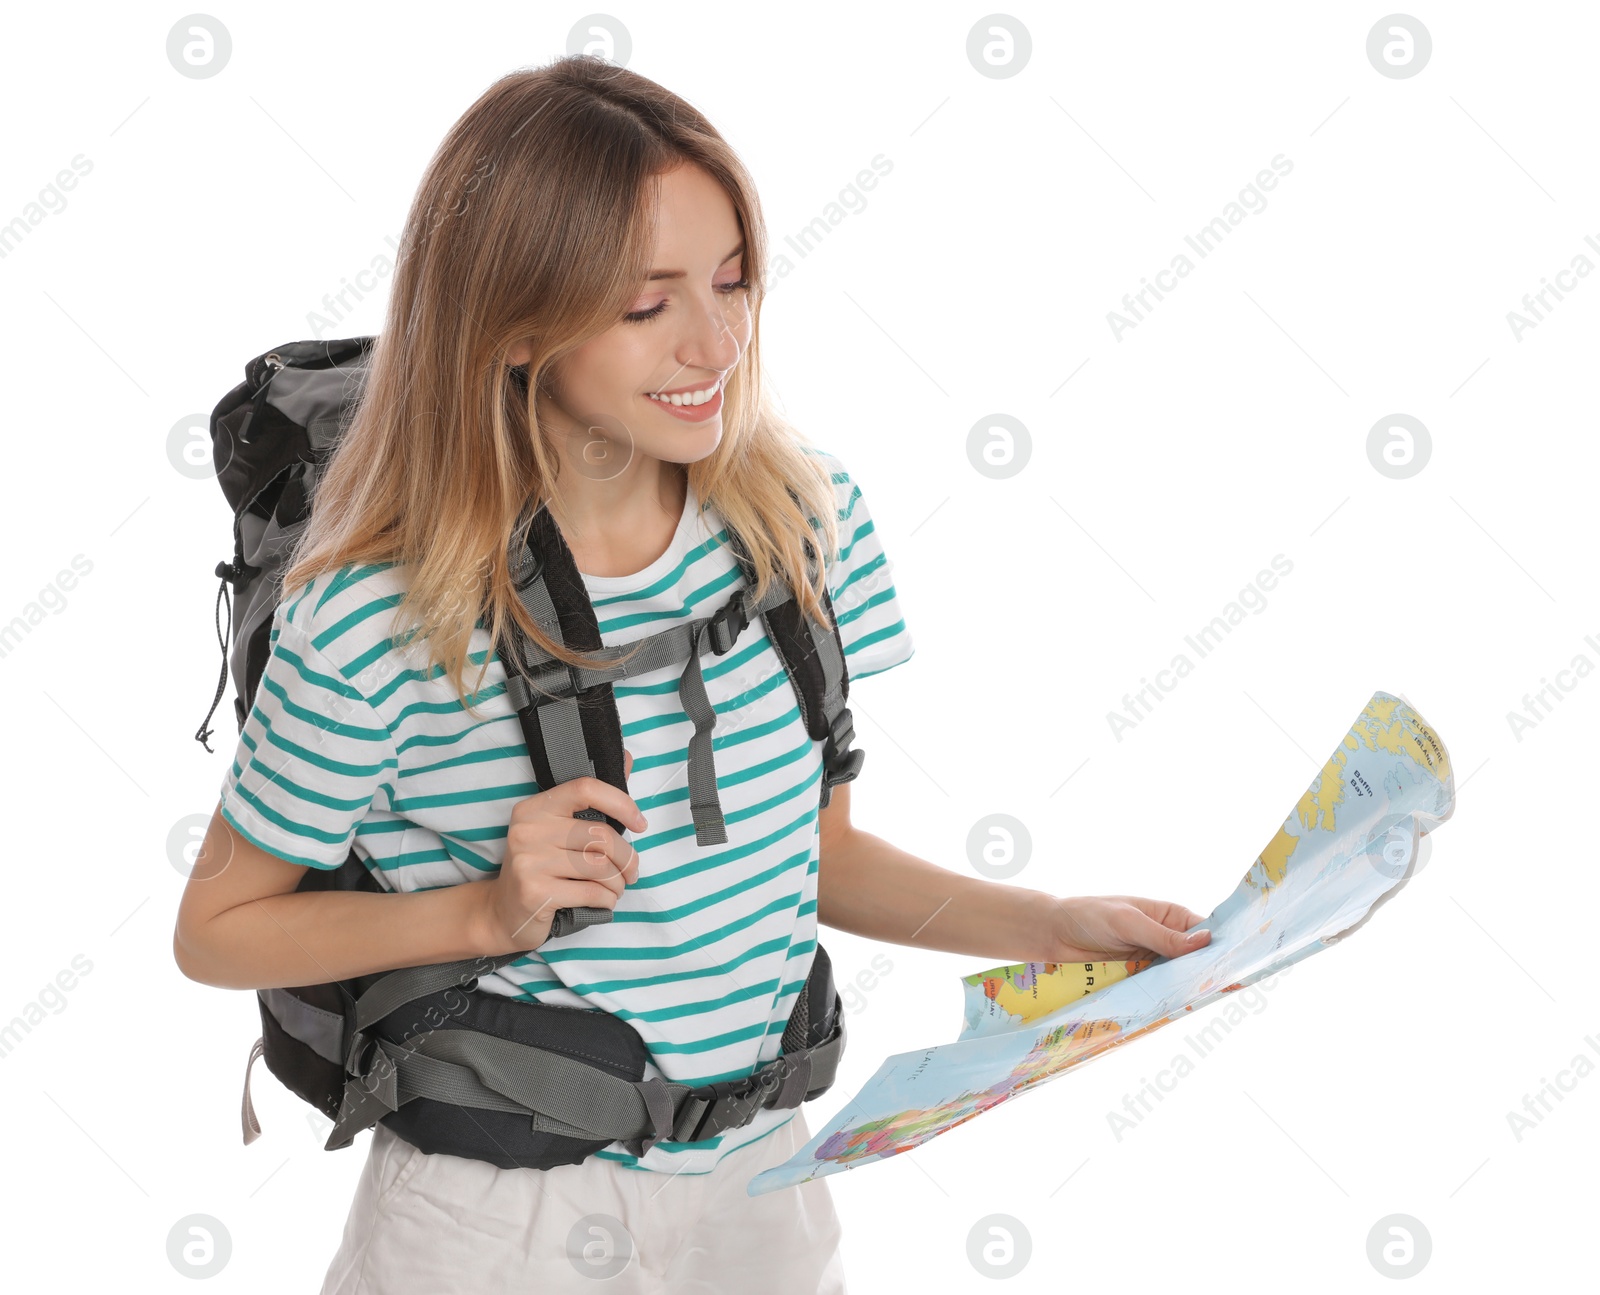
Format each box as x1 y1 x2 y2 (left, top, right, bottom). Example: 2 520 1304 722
748 690 1454 1195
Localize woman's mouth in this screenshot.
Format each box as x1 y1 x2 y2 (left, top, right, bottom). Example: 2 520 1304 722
643 380 723 422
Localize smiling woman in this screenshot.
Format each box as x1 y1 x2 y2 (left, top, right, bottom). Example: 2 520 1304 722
274 64 846 725
505 163 755 562
181 52 867 1295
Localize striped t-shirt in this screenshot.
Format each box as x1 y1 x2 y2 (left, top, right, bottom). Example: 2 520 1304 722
218 449 914 1174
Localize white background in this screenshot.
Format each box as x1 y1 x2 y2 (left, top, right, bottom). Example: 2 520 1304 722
0 1 1592 1290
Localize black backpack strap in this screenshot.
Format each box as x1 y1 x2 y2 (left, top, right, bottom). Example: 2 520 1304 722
502 502 628 940
721 523 863 809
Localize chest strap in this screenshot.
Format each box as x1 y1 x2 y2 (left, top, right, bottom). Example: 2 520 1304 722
504 548 796 852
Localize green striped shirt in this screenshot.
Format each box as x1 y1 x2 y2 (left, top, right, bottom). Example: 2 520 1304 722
219 450 914 1174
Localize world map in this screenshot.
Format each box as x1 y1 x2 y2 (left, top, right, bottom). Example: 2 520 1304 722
747 690 1455 1195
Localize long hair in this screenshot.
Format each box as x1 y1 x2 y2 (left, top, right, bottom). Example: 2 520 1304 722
279 55 840 718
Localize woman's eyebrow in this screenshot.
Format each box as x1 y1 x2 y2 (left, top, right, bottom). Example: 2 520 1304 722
646 242 744 281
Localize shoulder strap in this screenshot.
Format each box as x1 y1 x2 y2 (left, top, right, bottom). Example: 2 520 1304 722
720 513 862 808
499 491 863 879
500 501 628 940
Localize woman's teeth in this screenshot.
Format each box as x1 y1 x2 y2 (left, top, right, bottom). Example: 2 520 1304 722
647 381 720 406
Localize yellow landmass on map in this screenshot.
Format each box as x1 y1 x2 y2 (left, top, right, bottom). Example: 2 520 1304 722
971 959 1150 1026
1255 823 1301 888
1361 695 1454 787
1246 695 1451 894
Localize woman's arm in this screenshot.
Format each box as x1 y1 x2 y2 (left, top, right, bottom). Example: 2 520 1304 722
817 824 1059 961
817 820 1211 964
174 806 501 991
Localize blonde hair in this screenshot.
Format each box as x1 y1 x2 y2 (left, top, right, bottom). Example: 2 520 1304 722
280 55 840 718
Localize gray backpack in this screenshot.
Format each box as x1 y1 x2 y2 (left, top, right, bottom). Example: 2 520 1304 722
199 336 862 1167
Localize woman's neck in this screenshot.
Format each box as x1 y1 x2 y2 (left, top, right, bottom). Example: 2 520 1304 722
547 461 688 578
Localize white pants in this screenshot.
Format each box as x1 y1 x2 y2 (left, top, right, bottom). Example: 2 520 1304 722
319 1109 848 1294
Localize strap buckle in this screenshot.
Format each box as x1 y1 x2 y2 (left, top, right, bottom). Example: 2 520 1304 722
672 1057 791 1143
705 595 750 656
823 705 854 755
822 706 862 773
820 707 864 807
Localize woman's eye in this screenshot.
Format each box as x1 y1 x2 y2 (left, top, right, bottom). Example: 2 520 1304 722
624 278 750 324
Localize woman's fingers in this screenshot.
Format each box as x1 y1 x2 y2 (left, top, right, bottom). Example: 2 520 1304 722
1116 901 1211 958
1116 895 1209 934
569 824 636 893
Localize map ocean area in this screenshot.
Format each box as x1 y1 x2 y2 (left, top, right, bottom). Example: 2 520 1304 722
747 690 1454 1195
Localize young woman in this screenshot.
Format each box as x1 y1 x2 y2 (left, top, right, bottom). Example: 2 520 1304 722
174 55 1211 1295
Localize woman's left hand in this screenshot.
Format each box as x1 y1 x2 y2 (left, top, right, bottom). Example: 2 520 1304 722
1043 894 1212 962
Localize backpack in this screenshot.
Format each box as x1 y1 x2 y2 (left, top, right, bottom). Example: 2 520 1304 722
196 336 862 1168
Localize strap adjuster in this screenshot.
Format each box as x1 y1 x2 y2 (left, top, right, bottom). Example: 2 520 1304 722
520 655 584 703
325 1028 400 1149
511 545 544 594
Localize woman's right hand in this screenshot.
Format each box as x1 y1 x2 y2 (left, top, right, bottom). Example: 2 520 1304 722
478 749 646 955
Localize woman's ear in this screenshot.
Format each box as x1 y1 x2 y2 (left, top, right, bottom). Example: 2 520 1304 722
506 340 532 366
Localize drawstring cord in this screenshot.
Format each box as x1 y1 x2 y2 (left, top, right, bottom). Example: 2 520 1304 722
195 560 240 753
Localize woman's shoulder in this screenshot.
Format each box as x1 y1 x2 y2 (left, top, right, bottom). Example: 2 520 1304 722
797 444 863 519
276 562 412 678
800 443 847 482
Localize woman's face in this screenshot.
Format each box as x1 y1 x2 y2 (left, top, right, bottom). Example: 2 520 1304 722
528 162 752 475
